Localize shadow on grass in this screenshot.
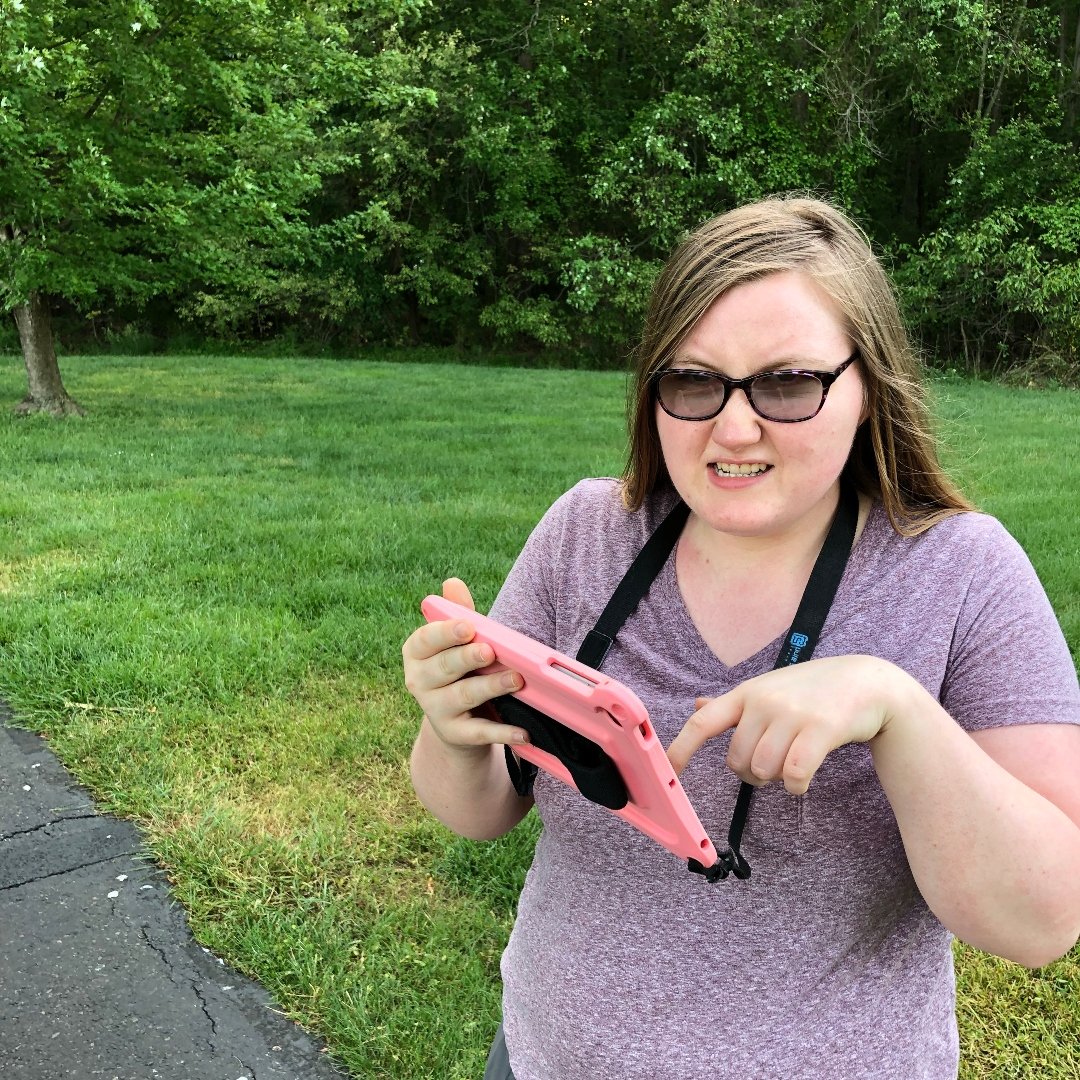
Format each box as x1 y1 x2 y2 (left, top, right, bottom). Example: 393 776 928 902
432 816 542 919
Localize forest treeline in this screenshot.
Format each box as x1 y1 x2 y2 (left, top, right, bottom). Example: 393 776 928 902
3 1 1080 398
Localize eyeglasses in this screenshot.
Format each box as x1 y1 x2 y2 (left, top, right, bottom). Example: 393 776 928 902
651 352 859 423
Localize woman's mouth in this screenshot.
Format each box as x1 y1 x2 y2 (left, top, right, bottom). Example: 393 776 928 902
712 462 771 477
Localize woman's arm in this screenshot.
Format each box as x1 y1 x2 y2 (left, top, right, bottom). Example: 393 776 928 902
410 718 533 840
870 684 1080 967
668 655 1080 967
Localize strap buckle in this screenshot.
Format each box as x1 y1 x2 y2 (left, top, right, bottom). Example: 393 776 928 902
688 847 751 883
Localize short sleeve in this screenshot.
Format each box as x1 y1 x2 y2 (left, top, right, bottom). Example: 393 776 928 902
940 518 1080 732
486 478 638 657
487 486 576 648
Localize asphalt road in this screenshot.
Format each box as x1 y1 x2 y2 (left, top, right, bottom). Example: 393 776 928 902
0 703 348 1080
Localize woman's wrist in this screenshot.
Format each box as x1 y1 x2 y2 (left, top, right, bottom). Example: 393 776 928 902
862 658 929 743
419 716 497 766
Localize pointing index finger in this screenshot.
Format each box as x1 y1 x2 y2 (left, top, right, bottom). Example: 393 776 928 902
666 691 742 776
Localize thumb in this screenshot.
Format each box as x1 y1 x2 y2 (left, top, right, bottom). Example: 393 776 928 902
442 577 476 612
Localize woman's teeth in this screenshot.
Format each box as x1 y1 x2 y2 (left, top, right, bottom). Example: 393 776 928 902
713 462 769 477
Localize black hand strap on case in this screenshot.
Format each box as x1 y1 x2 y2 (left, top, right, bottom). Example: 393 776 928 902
496 695 629 810
501 500 691 800
504 476 858 883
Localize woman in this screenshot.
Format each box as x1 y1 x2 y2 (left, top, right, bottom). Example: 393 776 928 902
402 196 1080 1079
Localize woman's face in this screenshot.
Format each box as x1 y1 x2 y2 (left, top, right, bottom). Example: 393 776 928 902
655 270 866 545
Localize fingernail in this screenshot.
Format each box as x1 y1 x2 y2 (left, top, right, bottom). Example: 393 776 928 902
502 672 522 690
454 622 471 640
513 731 530 745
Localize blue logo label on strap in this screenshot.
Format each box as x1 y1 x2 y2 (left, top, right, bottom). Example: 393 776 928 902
790 632 809 648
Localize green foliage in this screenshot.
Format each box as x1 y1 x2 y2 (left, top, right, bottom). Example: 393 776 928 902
293 0 1080 372
0 0 356 330
315 0 877 357
898 120 1080 375
6 1 1080 376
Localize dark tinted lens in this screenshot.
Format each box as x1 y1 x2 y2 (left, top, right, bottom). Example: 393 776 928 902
657 370 725 418
749 372 825 420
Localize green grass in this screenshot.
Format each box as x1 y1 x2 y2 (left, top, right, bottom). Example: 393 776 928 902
0 353 1077 1078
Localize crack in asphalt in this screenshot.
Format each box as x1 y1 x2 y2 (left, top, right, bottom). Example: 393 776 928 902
0 851 139 892
0 813 100 841
138 924 175 977
139 924 210 1008
140 925 165 956
192 980 220 1051
139 925 222 1051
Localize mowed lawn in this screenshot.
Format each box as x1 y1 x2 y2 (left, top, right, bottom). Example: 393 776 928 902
0 353 1076 1079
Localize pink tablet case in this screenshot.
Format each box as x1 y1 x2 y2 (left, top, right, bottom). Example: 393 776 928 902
422 595 719 871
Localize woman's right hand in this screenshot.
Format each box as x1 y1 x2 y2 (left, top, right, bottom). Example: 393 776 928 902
402 577 528 755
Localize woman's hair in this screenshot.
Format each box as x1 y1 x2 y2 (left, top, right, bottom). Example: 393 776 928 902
622 194 974 535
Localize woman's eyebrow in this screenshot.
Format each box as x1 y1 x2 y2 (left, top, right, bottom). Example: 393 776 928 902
670 355 819 374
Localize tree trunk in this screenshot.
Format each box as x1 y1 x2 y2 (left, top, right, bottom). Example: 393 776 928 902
1069 5 1080 134
11 291 85 416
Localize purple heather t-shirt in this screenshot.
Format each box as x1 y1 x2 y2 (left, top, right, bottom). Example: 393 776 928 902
487 479 1080 1080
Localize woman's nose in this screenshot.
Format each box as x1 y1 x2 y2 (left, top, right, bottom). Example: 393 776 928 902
709 387 763 447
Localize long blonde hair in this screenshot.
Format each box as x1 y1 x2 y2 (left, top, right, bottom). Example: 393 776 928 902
622 195 973 535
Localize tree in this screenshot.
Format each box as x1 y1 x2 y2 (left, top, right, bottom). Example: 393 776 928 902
7 1 1076 378
0 0 353 414
324 0 874 356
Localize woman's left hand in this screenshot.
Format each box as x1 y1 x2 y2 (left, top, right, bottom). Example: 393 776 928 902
667 655 910 794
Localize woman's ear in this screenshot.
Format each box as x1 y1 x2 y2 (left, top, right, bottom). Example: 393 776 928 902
857 374 873 426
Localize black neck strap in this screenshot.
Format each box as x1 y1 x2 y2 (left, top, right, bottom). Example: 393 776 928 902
691 476 859 881
581 477 860 883
577 500 692 670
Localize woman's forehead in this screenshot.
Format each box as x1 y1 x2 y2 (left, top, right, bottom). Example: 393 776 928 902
677 272 852 370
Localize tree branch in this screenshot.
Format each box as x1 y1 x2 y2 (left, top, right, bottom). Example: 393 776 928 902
1073 5 1080 82
84 83 112 121
976 21 990 118
986 8 1026 124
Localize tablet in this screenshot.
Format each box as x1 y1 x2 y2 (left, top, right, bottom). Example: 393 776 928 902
421 595 720 874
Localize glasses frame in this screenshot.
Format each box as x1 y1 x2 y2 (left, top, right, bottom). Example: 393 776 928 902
651 351 860 424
